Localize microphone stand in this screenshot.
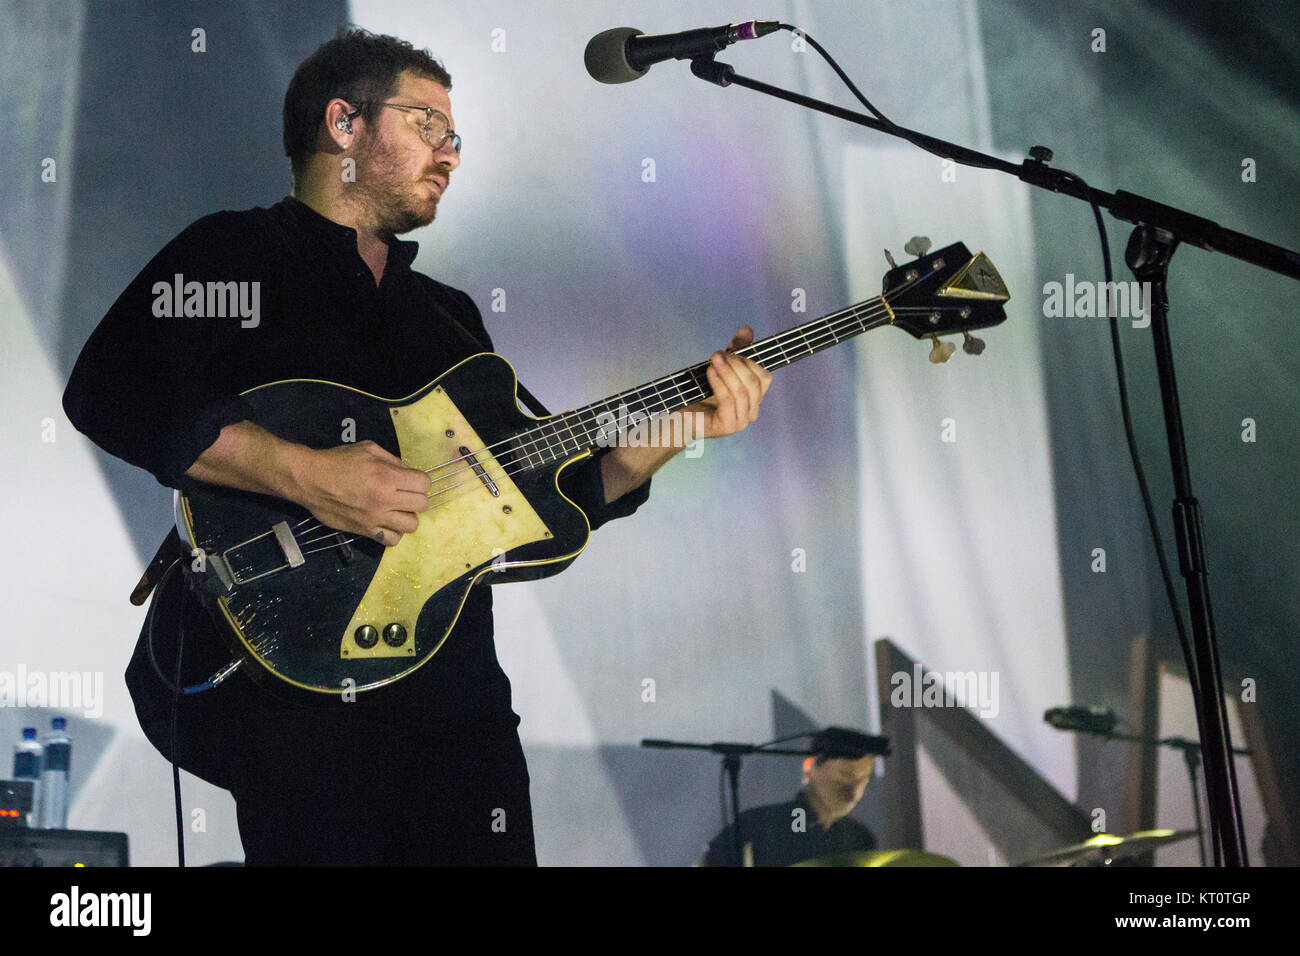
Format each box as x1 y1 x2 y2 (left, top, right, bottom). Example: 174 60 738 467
1071 726 1251 866
688 53 1300 868
641 737 824 866
1174 737 1208 868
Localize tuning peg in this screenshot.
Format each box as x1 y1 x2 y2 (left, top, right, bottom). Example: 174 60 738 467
928 335 956 364
904 235 932 258
962 331 986 356
884 249 898 269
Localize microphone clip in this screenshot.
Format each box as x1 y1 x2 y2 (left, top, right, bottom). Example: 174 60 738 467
689 55 735 87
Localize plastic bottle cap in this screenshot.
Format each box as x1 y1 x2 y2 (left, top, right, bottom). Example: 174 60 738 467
22 728 37 739
52 717 67 731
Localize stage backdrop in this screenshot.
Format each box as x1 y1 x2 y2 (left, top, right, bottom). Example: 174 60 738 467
1 0 1294 865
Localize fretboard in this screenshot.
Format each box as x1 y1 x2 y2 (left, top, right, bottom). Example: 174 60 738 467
509 295 892 468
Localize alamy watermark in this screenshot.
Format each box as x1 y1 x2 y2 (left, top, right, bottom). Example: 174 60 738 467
1043 274 1151 327
152 272 260 327
889 663 1000 718
49 886 150 935
0 665 103 719
594 404 704 458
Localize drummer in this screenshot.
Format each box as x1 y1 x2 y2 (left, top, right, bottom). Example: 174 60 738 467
698 750 878 866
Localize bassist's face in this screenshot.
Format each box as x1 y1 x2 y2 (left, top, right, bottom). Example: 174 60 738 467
354 71 460 237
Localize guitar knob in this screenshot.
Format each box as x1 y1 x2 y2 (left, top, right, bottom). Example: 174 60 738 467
962 331 986 356
904 235 932 258
928 336 956 364
383 623 408 647
354 625 379 649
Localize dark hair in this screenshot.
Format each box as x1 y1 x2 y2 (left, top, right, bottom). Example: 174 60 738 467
283 27 452 182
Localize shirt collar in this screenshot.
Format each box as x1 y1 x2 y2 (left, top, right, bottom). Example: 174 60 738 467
279 195 420 274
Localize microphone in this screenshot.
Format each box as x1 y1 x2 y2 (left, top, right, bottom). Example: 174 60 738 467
1044 706 1118 736
585 21 783 84
810 726 891 759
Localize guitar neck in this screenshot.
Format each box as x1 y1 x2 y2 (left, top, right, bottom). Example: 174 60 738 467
518 295 893 464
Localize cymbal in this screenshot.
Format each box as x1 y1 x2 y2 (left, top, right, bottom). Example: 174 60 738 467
1018 829 1200 867
793 849 960 867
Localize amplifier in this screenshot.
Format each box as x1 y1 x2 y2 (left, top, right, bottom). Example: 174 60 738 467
1 780 34 826
0 828 129 867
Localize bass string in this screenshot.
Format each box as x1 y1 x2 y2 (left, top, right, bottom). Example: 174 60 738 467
413 268 941 484
284 301 898 547
425 295 903 482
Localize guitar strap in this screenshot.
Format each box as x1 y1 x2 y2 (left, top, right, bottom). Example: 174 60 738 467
431 296 554 419
130 527 184 606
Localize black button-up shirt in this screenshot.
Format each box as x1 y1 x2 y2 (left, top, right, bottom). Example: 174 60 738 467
704 790 878 866
63 196 650 788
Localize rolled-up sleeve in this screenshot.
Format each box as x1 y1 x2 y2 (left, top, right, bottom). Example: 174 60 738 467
557 446 651 533
450 289 652 533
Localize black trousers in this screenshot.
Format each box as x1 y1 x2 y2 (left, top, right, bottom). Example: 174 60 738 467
229 703 537 866
127 571 538 866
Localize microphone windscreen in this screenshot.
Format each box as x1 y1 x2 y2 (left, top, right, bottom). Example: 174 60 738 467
585 27 648 84
1045 706 1117 735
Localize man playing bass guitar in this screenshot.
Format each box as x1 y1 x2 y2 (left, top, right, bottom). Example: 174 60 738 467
63 28 772 866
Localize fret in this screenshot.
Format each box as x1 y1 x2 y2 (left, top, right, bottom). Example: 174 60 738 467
536 423 560 461
646 385 672 421
558 413 583 455
536 430 558 465
796 323 815 358
584 405 610 448
773 334 793 370
672 373 691 413
690 365 710 403
588 401 617 448
550 427 571 460
518 433 541 470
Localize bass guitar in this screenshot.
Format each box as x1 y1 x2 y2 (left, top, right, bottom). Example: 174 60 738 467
174 240 1009 694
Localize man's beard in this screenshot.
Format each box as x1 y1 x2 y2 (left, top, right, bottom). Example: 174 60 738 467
352 130 446 237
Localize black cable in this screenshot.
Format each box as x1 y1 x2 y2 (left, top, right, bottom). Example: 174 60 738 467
171 567 188 868
1075 174 1247 856
777 24 898 130
143 558 187 867
171 590 185 869
778 23 1006 172
1066 169 1199 704
146 561 182 692
147 564 217 697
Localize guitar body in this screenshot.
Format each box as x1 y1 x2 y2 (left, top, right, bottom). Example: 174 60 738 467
176 353 592 695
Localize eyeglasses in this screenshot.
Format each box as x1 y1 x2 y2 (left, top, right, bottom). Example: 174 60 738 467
346 101 462 155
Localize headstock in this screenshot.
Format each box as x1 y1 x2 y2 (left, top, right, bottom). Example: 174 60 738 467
881 238 1010 363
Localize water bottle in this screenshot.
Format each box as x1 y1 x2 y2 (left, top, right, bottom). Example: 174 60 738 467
12 728 42 827
36 717 71 829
